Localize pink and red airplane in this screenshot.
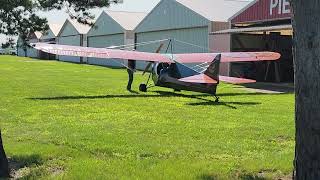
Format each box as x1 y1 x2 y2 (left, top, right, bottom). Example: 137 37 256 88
32 42 280 102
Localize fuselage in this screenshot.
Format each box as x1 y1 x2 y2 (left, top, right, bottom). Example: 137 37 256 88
151 63 218 95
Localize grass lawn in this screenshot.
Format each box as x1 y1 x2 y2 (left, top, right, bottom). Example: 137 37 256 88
0 55 294 179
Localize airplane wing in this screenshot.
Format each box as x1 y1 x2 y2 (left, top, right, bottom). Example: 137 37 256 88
32 43 280 64
31 43 172 63
173 52 281 63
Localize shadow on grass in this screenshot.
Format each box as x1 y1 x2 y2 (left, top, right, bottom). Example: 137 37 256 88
199 173 267 180
9 154 44 171
198 174 218 180
187 101 260 109
238 174 266 180
28 91 261 109
27 90 269 101
238 83 294 94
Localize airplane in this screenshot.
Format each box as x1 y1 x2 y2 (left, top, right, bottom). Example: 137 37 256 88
31 42 280 102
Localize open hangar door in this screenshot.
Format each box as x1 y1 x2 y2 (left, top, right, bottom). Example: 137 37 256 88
229 27 293 83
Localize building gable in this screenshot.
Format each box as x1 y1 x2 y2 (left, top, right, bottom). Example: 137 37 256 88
41 29 55 40
59 21 80 37
87 11 124 37
135 0 209 33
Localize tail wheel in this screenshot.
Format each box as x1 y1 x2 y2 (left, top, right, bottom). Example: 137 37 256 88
214 96 219 103
139 84 147 92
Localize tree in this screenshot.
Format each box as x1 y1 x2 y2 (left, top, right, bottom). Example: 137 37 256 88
0 130 9 177
292 0 320 178
0 0 120 177
1 38 15 49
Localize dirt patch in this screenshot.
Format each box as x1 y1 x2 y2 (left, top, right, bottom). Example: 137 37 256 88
7 155 64 179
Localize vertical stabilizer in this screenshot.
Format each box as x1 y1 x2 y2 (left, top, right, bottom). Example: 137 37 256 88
204 54 221 81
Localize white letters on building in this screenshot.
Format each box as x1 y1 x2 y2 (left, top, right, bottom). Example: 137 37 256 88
270 0 278 15
282 0 291 14
270 0 291 16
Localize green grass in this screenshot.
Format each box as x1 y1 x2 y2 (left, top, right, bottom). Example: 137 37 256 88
0 55 294 179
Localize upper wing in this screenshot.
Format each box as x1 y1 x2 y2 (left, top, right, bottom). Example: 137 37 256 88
31 43 172 63
32 43 280 64
173 52 281 63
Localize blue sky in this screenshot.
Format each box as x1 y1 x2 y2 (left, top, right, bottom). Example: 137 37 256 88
1 0 161 45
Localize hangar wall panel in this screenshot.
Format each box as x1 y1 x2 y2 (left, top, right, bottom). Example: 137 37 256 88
17 38 25 57
209 22 231 76
135 0 209 33
87 34 124 67
27 48 38 58
26 39 39 58
17 48 25 57
58 35 81 63
136 27 208 69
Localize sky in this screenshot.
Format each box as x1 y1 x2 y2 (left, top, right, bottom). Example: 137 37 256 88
0 0 161 45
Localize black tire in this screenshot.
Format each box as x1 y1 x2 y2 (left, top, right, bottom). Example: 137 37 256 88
139 84 147 92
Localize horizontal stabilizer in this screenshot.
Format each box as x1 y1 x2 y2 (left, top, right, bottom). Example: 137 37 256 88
179 74 218 84
219 76 256 84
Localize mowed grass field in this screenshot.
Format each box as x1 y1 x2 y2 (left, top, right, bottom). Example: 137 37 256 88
0 55 294 179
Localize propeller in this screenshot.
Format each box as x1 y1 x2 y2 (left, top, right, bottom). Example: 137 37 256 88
142 43 164 76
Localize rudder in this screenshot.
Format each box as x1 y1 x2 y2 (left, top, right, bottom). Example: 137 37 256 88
204 54 221 82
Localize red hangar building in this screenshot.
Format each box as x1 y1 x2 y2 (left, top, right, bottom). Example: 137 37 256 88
211 0 293 83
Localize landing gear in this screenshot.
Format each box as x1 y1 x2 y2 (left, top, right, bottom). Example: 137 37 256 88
139 84 147 92
214 95 219 103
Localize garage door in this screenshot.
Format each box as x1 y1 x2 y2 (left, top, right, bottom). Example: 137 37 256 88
136 27 208 70
58 35 81 63
87 34 124 67
27 47 38 58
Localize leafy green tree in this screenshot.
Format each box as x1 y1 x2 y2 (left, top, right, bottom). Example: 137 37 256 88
0 0 120 177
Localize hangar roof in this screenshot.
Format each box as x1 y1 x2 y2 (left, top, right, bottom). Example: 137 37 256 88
176 0 252 22
69 19 92 34
57 19 93 37
40 23 63 40
135 0 253 33
105 10 147 30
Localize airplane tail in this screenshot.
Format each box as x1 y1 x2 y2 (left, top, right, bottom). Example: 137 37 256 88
204 54 221 82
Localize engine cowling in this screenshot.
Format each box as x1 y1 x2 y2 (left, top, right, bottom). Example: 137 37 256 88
152 63 169 85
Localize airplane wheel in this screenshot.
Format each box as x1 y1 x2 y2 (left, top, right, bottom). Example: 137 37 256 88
139 84 147 92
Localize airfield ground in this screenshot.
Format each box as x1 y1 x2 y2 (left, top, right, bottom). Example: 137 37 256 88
0 55 294 179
